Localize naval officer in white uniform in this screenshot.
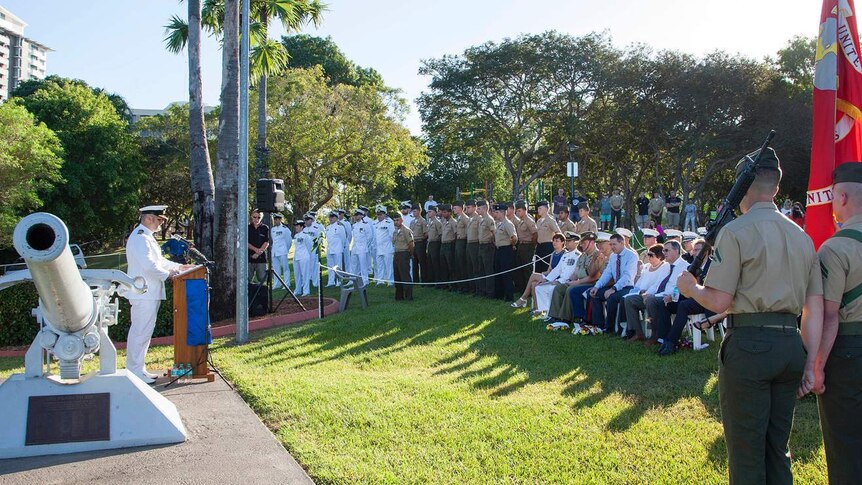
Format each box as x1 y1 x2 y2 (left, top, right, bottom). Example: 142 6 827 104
125 205 193 384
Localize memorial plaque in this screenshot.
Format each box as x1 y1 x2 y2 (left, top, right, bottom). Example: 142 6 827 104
26 393 110 445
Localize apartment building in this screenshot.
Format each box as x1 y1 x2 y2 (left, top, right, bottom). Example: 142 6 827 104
0 6 50 101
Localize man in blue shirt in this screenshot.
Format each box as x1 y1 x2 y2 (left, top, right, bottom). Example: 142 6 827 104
589 233 639 333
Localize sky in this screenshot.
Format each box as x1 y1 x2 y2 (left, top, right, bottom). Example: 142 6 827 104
2 0 823 135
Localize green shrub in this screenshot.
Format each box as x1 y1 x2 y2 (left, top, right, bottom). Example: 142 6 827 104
0 281 174 347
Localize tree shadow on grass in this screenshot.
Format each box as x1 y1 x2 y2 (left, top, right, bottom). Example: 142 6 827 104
228 283 823 465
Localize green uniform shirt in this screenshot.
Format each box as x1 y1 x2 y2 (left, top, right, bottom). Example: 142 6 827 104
705 201 822 315
819 214 862 321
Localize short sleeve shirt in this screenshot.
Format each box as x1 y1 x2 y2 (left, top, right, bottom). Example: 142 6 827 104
248 223 270 262
495 219 517 247
441 217 457 242
574 216 597 235
819 215 862 321
467 214 480 242
537 215 561 243
478 213 496 243
455 213 470 239
428 217 443 242
393 225 414 251
559 219 576 234
410 216 428 241
704 202 822 315
515 214 538 243
649 198 665 216
666 196 682 213
637 197 650 216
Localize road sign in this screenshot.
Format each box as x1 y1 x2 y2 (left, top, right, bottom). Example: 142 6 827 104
567 161 579 178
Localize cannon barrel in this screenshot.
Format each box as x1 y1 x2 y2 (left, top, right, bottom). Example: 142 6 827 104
12 213 95 334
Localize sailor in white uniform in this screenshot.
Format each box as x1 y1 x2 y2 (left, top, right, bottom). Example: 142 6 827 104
292 219 313 296
351 208 372 286
325 212 347 286
270 213 292 289
303 213 323 288
125 205 193 384
374 205 396 285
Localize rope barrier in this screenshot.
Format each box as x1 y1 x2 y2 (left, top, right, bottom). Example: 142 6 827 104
317 250 559 286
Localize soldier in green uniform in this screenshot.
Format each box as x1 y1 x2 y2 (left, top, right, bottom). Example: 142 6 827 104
465 199 480 294
426 205 442 284
477 200 497 298
677 148 823 485
410 203 428 283
392 212 415 301
514 200 538 295
439 204 456 290
814 162 862 484
454 200 470 293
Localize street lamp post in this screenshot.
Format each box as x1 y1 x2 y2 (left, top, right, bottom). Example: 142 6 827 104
567 143 578 204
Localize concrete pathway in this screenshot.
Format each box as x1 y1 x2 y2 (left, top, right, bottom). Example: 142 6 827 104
0 373 314 484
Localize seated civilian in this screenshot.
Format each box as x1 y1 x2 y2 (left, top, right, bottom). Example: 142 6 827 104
658 239 715 355
643 240 688 346
622 244 668 341
588 233 639 333
512 233 566 308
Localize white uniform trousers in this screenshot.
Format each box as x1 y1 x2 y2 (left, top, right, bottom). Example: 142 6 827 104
272 254 290 289
294 258 311 296
126 299 162 375
352 252 370 286
376 253 394 283
311 253 320 288
326 250 344 286
534 281 559 313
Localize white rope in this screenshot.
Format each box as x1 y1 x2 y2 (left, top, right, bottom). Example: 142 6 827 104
318 250 558 286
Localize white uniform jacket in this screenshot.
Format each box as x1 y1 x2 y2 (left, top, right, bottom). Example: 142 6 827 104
125 224 182 300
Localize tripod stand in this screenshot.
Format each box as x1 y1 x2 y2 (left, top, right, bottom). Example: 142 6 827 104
250 247 306 314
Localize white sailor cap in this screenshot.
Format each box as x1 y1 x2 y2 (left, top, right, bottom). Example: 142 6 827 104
596 231 612 242
354 208 366 216
303 213 314 220
697 226 708 236
642 228 659 238
665 229 683 239
682 231 699 241
375 204 387 213
615 227 633 238
400 200 412 209
139 205 168 218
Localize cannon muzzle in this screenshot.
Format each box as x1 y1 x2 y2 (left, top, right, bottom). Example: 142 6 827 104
13 213 96 334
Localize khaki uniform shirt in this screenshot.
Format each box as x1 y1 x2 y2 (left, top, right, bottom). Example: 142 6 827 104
575 248 599 280
410 215 428 241
467 214 480 243
610 194 624 210
537 214 561 243
819 214 862 321
574 216 598 235
649 197 664 216
478 213 496 244
516 214 538 244
441 217 456 243
705 201 822 315
428 217 443 242
392 225 414 251
455 213 469 240
559 218 576 234
495 219 518 247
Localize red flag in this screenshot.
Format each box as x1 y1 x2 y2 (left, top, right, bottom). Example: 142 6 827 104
808 0 862 248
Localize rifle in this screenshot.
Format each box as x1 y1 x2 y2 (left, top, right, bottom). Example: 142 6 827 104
687 130 776 279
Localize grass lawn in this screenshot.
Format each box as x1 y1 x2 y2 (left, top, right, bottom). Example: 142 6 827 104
0 283 828 484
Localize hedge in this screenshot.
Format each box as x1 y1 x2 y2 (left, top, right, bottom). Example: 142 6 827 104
0 281 174 347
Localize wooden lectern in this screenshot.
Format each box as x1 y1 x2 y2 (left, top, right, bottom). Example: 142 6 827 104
171 265 215 382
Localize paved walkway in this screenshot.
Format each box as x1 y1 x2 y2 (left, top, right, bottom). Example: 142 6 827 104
0 373 314 484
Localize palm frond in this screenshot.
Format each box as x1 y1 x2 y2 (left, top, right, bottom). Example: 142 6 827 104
163 15 189 53
202 0 225 34
249 20 268 48
250 39 290 85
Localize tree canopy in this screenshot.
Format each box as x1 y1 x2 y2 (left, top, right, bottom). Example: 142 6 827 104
256 67 426 216
11 77 144 245
282 34 384 87
0 103 64 247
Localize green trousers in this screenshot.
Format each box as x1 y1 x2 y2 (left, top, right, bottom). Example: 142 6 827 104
719 325 805 485
514 243 535 295
467 242 479 293
548 284 572 321
478 243 495 298
440 241 455 288
455 239 468 291
818 334 862 485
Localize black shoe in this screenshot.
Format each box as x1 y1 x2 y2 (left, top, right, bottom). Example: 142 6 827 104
658 342 674 356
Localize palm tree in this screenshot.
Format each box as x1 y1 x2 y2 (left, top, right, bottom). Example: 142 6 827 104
250 0 325 182
164 0 216 259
